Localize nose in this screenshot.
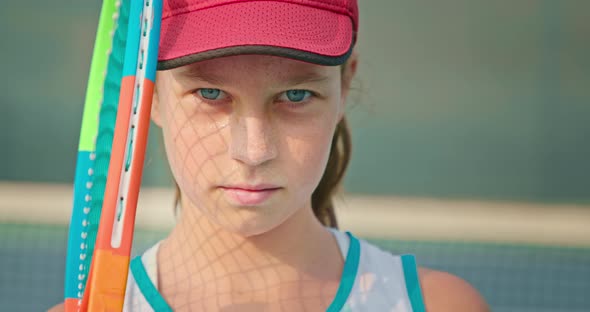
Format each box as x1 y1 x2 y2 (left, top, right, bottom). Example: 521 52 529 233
229 113 278 166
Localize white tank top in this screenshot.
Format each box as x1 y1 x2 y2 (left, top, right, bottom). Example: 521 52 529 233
123 229 426 311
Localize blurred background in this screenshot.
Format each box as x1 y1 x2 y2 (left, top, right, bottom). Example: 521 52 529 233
1 0 589 311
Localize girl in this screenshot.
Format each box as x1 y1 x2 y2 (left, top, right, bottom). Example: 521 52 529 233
52 0 489 311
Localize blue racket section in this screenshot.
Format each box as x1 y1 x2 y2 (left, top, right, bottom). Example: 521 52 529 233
145 0 162 82
122 0 143 77
64 151 93 299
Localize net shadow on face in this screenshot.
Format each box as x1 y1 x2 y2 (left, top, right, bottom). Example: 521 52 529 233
150 86 342 311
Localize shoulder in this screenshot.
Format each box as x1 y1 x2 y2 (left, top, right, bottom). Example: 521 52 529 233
418 267 490 312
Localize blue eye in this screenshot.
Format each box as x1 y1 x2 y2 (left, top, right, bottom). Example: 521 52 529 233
284 90 311 102
198 88 222 100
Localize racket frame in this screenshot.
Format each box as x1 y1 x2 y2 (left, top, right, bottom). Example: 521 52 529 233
65 0 162 310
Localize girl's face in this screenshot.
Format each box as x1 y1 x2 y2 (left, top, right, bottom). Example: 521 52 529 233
152 55 352 236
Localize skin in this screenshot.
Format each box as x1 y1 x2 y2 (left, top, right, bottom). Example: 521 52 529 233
49 54 489 312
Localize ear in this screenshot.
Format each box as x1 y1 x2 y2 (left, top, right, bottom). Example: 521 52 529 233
150 81 163 128
342 50 358 92
339 50 359 119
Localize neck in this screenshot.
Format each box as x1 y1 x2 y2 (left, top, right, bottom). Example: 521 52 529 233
159 198 342 282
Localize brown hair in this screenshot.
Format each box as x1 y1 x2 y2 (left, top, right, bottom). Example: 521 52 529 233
172 62 354 229
310 117 351 228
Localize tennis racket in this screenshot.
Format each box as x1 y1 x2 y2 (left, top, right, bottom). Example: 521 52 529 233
64 0 162 310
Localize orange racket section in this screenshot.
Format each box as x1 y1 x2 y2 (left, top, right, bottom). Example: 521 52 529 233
86 251 130 311
64 299 79 311
82 77 155 310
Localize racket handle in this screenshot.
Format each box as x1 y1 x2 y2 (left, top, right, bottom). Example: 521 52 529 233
86 251 130 311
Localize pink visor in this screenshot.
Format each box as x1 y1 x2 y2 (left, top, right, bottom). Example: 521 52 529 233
158 0 359 70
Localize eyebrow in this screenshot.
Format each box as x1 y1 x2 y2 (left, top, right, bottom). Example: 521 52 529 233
176 67 227 85
284 72 331 86
176 66 331 86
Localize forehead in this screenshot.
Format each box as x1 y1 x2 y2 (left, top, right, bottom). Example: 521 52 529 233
171 55 339 84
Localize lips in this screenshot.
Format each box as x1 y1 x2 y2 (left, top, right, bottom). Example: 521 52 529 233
220 185 281 206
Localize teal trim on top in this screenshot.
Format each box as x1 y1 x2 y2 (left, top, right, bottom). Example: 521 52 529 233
130 256 173 312
326 231 361 312
401 254 426 312
131 231 361 312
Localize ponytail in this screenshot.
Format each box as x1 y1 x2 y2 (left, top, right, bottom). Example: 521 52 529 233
310 117 351 228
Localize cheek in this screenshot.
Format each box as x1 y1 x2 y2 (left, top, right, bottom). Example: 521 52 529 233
279 96 342 198
283 118 336 198
160 98 229 197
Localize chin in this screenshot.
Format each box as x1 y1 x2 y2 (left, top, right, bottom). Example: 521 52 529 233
219 217 281 237
214 203 295 238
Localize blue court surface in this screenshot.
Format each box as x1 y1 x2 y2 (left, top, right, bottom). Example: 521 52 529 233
1 223 588 311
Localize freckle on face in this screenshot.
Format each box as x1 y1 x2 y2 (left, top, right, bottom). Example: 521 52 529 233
155 55 343 234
